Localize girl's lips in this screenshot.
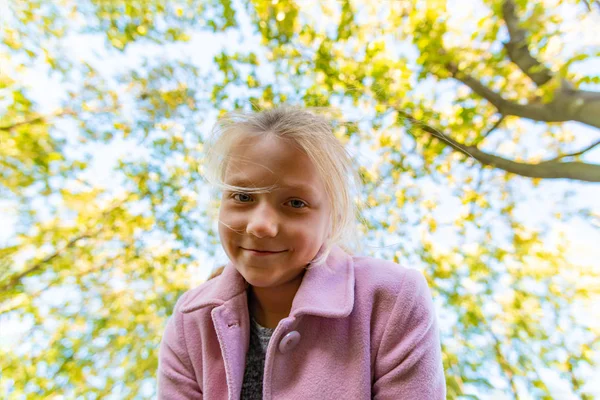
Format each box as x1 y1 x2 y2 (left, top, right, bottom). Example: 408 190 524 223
242 248 286 256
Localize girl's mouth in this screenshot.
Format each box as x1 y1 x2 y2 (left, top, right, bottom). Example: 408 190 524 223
242 248 286 256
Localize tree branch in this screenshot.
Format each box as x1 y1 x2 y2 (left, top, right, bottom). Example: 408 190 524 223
0 198 128 293
446 62 600 129
464 146 600 182
0 105 118 132
0 116 45 131
0 232 92 293
583 0 600 12
544 139 600 162
0 261 110 315
501 0 553 86
446 62 555 120
397 111 600 182
472 115 505 146
489 329 520 400
0 109 75 131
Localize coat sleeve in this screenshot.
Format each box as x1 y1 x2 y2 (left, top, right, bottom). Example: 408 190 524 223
372 268 446 399
157 293 203 399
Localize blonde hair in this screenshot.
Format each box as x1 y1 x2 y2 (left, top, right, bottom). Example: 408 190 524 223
204 106 364 266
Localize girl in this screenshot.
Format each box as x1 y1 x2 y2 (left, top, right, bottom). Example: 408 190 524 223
158 107 446 399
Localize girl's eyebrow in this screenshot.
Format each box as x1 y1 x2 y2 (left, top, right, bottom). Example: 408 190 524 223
278 182 317 194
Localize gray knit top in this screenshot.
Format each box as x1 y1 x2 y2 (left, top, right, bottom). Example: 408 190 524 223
240 316 275 399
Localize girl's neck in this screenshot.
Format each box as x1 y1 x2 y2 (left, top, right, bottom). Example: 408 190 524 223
247 271 305 329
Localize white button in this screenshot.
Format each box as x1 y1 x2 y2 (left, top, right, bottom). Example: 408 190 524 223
279 331 301 354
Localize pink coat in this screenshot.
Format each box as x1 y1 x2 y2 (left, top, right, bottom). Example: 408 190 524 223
158 245 446 399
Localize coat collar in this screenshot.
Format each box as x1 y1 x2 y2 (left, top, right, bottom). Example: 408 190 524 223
180 245 355 319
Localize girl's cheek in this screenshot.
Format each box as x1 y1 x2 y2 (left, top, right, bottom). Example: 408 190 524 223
220 207 246 226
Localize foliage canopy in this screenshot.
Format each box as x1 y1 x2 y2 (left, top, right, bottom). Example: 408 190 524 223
1 0 599 398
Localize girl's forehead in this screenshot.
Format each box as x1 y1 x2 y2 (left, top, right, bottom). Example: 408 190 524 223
227 133 301 156
218 137 335 211
223 136 322 186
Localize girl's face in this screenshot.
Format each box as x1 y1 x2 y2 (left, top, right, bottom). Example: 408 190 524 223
218 135 331 289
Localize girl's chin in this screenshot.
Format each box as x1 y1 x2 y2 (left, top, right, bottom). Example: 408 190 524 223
236 265 304 289
241 274 282 289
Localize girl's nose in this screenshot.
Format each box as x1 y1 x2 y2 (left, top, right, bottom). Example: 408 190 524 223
246 205 278 238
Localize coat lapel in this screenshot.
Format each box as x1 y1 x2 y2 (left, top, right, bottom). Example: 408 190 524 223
211 293 250 400
290 244 355 319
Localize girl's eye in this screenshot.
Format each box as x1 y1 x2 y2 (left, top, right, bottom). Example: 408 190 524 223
232 193 252 202
288 199 307 209
230 193 306 208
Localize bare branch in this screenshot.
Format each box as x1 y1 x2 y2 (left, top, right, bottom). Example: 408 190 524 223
544 139 600 162
501 0 553 86
464 146 600 182
397 110 600 182
472 115 505 146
